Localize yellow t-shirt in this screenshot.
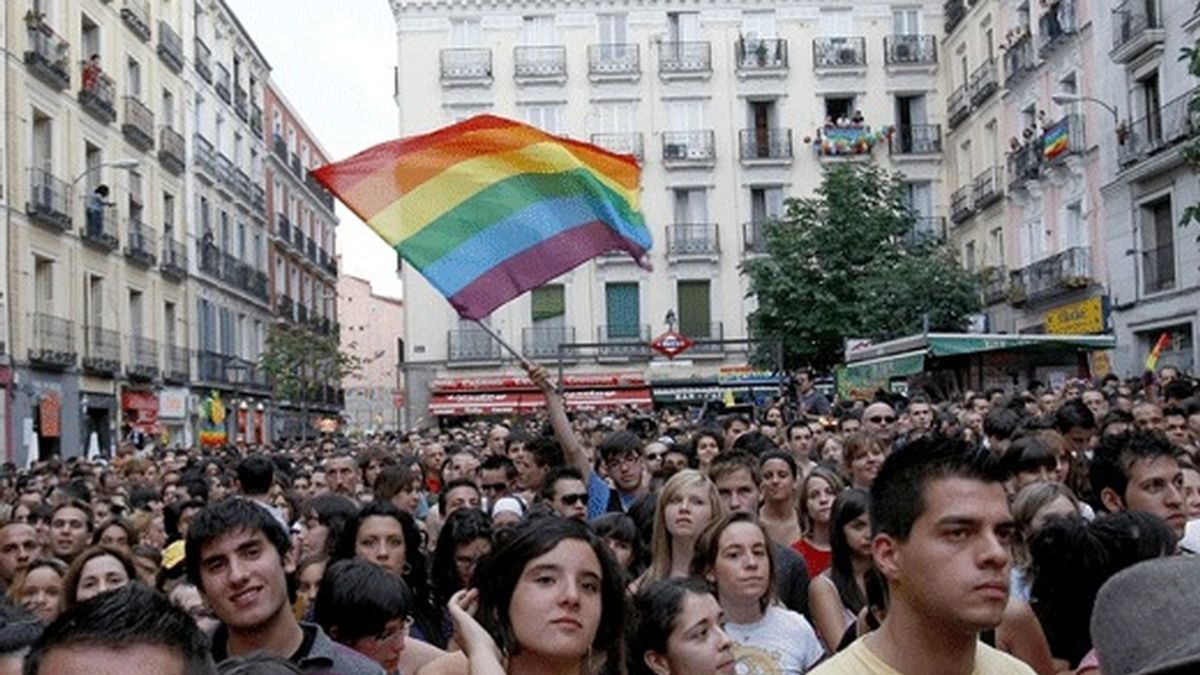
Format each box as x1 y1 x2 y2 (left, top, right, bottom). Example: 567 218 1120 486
810 636 1037 675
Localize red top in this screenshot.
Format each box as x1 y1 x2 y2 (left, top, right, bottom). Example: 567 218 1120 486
792 538 832 579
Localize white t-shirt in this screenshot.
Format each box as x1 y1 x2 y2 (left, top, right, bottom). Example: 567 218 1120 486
725 605 825 675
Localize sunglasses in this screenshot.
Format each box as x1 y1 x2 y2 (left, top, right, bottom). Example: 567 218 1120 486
868 416 897 424
560 493 588 506
645 453 665 461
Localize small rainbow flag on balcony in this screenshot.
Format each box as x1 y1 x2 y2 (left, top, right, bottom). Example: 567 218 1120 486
1042 118 1070 161
312 115 651 320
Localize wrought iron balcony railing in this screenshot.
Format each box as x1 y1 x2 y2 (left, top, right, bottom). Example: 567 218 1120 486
158 126 185 174
658 41 711 75
1009 246 1093 302
79 71 117 124
1112 0 1164 62
522 326 576 359
813 37 866 69
120 0 151 41
969 58 999 107
24 21 71 90
194 37 212 82
947 85 970 129
125 220 157 268
448 329 503 362
1117 88 1198 169
739 128 793 160
26 167 72 231
735 38 788 71
890 124 942 155
83 325 121 375
972 166 1003 211
884 34 937 65
588 43 640 77
161 237 187 281
514 45 566 79
122 96 155 151
597 325 652 360
128 335 159 379
157 20 184 72
662 130 715 162
590 132 644 161
666 223 720 257
439 48 492 82
31 313 76 368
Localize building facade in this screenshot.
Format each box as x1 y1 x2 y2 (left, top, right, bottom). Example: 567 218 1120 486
1097 1 1200 376
6 0 191 461
390 0 952 419
338 273 404 436
263 81 341 439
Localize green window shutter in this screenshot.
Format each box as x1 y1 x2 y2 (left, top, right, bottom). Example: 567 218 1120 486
531 284 565 322
677 280 710 336
605 283 639 338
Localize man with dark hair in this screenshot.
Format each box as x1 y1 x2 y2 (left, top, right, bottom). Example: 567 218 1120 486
479 454 517 504
1163 406 1195 451
1089 431 1186 540
23 584 215 675
539 466 588 521
1053 399 1096 458
312 559 413 675
0 521 39 590
707 451 811 617
785 421 816 477
323 453 360 498
235 455 275 499
49 501 92 563
1099 409 1135 439
186 499 384 673
1132 401 1165 433
794 369 831 417
721 413 752 449
982 407 1020 454
812 437 1032 674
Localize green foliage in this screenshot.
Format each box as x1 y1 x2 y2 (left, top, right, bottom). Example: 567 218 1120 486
743 163 981 371
1181 39 1200 227
259 325 360 403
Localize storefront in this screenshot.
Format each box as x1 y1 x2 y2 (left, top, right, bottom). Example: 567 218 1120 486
427 372 653 418
120 388 159 450
158 388 190 450
650 365 785 409
11 369 80 464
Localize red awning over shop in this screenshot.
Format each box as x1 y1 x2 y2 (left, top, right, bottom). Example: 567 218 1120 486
427 393 524 416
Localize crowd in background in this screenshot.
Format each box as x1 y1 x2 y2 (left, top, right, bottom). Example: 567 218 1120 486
0 362 1198 675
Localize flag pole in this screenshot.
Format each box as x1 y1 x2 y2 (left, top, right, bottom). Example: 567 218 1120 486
471 319 533 370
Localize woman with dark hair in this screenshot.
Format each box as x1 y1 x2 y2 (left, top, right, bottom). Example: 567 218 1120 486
1029 511 1176 670
314 558 415 675
841 433 885 491
792 467 844 578
432 508 492 607
757 451 802 547
6 559 66 624
689 513 822 674
808 488 872 651
590 512 642 580
298 494 357 558
1000 436 1059 491
334 501 443 647
629 577 735 675
420 516 627 675
90 517 136 550
61 544 138 610
689 429 724 475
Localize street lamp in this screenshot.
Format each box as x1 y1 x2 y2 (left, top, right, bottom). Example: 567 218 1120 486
72 158 140 187
1051 93 1119 126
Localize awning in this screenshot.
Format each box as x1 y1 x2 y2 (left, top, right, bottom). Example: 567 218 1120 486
530 388 655 411
428 393 524 416
428 388 654 415
846 332 1117 363
837 350 927 401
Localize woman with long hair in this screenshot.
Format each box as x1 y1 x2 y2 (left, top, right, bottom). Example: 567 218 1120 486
1009 482 1079 602
757 452 802 547
808 489 872 651
420 516 628 675
690 513 822 674
791 467 844 579
629 577 735 675
637 470 723 590
689 430 724 475
432 508 493 608
61 544 138 610
841 433 884 491
6 558 66 624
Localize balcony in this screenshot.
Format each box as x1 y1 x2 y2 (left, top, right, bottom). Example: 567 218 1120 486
292 226 305 251
306 236 318 263
439 48 492 85
597 325 651 360
945 0 968 34
739 128 793 162
1003 31 1036 86
742 220 770 256
81 206 120 252
1038 0 1077 58
276 294 295 321
972 166 1003 211
448 328 503 363
1117 88 1198 169
658 41 711 77
290 153 302 179
682 321 724 355
890 124 942 156
1007 143 1043 192
126 336 158 380
735 38 788 74
122 96 155 151
194 38 212 82
662 130 716 164
969 58 999 107
323 256 338 277
514 45 567 82
1142 243 1176 295
26 168 72 231
157 20 184 73
814 125 880 158
590 132 644 161
234 85 248 121
813 37 867 72
215 63 231 103
194 134 215 178
161 238 187 282
24 21 71 91
905 217 947 247
235 168 253 205
947 85 970 130
980 266 1009 305
83 326 121 375
120 0 151 41
124 220 157 268
522 326 576 360
273 136 288 162
1009 246 1093 303
666 223 720 258
214 153 235 193
197 351 225 383
79 71 117 124
950 185 974 225
277 214 293 244
199 241 222 278
158 126 185 175
251 104 263 138
165 344 190 383
252 185 267 214
884 35 937 66
30 314 75 369
1112 0 1164 64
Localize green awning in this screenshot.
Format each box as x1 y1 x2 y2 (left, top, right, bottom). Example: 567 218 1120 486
925 334 1116 357
837 350 926 400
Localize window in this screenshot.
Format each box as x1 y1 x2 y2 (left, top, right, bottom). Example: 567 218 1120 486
597 14 628 44
198 299 216 351
530 284 566 352
34 257 54 313
749 186 784 222
892 8 920 35
449 19 481 47
672 188 708 224
667 12 700 42
964 242 977 273
902 181 933 218
32 111 53 170
1141 196 1175 294
1063 201 1085 250
667 100 705 131
521 105 562 134
1020 220 1045 265
604 283 640 338
87 275 104 328
523 15 556 45
164 192 175 237
129 289 144 336
742 11 777 39
989 228 1005 266
81 15 100 61
164 302 176 346
161 89 175 127
819 8 853 37
194 94 206 138
126 57 141 98
676 280 712 338
824 96 853 122
596 102 634 134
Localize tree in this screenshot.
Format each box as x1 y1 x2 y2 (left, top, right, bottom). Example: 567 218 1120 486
259 325 360 440
743 163 981 372
1179 38 1200 226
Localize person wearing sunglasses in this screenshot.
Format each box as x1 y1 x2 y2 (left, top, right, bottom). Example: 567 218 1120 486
540 467 590 522
861 402 898 447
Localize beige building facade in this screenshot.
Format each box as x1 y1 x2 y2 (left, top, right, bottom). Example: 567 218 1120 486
337 273 404 435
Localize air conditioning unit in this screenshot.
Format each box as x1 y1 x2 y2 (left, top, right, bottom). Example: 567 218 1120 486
664 143 689 159
894 42 912 62
839 47 858 64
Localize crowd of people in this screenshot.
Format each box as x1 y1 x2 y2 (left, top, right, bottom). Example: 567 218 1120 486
0 362 1198 675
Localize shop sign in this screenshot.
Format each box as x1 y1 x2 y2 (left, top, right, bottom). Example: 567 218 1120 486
159 389 188 419
1044 296 1107 335
650 331 693 359
39 392 61 438
121 391 159 433
430 372 647 393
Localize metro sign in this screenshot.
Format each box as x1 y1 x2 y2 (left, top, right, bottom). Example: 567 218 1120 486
651 330 694 359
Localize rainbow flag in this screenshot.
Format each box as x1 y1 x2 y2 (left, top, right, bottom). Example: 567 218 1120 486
1145 332 1171 372
1043 118 1070 161
312 115 652 320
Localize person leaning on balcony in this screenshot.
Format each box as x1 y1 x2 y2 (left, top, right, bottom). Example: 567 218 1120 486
81 54 101 90
86 185 113 236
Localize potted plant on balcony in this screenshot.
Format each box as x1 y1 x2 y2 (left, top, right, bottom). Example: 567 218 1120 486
1116 120 1130 144
755 41 770 66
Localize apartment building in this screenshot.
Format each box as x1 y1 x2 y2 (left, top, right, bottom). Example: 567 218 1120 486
390 0 950 419
189 0 273 445
6 0 191 461
263 82 342 439
1097 1 1200 375
338 273 404 436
